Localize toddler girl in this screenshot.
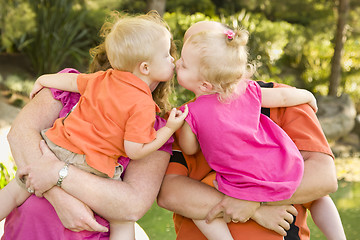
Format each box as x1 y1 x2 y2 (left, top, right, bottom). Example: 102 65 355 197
176 27 316 240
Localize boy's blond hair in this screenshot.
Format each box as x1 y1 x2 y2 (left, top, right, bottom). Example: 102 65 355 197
186 28 255 101
105 12 171 72
89 11 174 115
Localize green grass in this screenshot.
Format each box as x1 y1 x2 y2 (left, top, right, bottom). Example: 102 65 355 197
138 202 176 239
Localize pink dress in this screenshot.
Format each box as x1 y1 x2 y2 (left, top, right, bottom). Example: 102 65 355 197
1 68 173 240
183 80 304 202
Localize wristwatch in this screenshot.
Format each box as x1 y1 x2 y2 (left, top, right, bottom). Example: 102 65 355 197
56 162 70 187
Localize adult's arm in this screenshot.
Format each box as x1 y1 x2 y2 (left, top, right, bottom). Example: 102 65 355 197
59 149 170 221
158 173 223 219
158 173 296 235
204 150 337 221
158 149 337 232
8 89 108 232
9 88 170 225
8 89 61 168
23 139 170 221
158 149 337 217
268 150 337 205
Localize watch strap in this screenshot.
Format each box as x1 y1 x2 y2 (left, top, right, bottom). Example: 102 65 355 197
56 162 70 187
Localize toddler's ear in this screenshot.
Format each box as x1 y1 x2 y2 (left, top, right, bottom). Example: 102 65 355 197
199 81 213 93
139 62 150 75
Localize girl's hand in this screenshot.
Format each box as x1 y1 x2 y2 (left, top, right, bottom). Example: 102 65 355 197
18 140 61 197
29 78 44 99
166 105 189 132
308 96 318 112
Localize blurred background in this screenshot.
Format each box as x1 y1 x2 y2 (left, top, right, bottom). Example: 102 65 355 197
1 0 360 239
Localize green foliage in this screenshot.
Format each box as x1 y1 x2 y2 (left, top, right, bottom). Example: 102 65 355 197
167 0 216 16
0 0 359 106
0 0 35 53
86 0 123 11
0 74 34 96
118 0 147 13
164 5 359 107
0 159 16 189
24 0 92 76
0 163 10 188
302 33 334 93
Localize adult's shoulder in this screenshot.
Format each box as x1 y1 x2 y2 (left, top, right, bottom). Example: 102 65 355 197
255 80 293 89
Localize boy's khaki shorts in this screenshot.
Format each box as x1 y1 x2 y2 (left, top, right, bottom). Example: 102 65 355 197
16 129 122 189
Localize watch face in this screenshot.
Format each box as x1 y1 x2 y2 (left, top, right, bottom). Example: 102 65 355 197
59 168 68 178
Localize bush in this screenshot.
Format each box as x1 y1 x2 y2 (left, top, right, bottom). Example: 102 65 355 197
0 0 36 53
0 160 16 188
24 0 92 76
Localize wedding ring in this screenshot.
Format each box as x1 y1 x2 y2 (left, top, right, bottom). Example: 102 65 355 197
27 188 34 194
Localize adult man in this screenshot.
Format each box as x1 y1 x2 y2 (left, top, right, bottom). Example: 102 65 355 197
157 21 338 240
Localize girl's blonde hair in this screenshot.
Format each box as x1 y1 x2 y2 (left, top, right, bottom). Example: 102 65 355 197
89 11 174 116
186 27 255 101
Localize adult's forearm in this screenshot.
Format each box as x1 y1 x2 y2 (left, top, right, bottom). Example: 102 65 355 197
158 151 338 220
60 151 170 222
7 89 76 209
7 89 61 168
9 88 171 222
269 151 338 205
158 174 224 219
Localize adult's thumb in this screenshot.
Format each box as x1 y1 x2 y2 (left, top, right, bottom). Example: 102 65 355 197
39 140 50 154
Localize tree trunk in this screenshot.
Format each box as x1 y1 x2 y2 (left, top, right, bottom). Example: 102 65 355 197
147 0 166 16
328 0 349 96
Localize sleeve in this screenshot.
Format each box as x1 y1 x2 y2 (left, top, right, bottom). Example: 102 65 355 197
118 115 174 175
124 103 157 143
266 82 333 158
76 71 105 95
271 101 334 158
181 103 198 136
166 151 189 176
248 80 262 100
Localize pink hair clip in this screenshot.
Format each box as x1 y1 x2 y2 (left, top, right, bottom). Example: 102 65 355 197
224 30 235 40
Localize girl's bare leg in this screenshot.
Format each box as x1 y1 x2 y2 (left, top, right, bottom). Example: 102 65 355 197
109 220 135 240
193 218 234 240
0 179 31 220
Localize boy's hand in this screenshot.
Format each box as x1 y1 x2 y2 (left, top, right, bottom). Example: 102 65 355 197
30 78 44 99
166 105 189 132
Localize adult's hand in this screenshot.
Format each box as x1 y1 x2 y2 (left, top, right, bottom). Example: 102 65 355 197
251 205 297 236
45 188 109 232
206 195 260 223
18 140 61 197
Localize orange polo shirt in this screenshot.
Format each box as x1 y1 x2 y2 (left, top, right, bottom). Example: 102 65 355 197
46 69 159 177
166 81 334 240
